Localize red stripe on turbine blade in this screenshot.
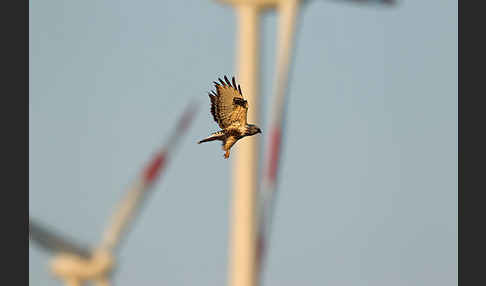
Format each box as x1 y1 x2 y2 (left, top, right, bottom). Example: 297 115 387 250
143 151 167 184
268 127 282 182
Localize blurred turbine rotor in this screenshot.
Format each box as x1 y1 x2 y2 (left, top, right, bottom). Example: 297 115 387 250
257 0 397 282
29 100 199 286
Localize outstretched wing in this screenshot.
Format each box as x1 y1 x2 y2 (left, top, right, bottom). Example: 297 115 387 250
208 76 248 129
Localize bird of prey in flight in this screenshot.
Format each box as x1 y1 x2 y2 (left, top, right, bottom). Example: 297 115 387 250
198 76 262 159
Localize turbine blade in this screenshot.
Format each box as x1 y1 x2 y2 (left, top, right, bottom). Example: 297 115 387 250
98 100 199 253
257 0 300 278
29 218 91 258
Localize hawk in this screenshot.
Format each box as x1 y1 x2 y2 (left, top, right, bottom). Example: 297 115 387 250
198 76 262 159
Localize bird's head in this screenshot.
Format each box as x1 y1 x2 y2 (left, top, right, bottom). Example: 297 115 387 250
246 124 262 136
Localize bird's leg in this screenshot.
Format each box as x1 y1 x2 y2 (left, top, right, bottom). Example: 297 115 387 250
222 136 236 159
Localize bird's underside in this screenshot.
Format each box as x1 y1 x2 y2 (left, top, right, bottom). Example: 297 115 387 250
198 76 261 159
198 129 245 159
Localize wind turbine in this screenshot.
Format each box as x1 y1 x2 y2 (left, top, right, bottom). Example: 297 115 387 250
29 102 198 286
215 1 395 286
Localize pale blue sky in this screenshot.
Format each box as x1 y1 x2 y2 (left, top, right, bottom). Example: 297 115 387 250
29 0 457 285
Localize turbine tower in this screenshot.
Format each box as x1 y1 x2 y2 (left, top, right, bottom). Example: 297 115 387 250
215 2 299 286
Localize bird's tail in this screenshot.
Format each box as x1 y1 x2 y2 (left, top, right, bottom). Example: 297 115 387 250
198 131 224 144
